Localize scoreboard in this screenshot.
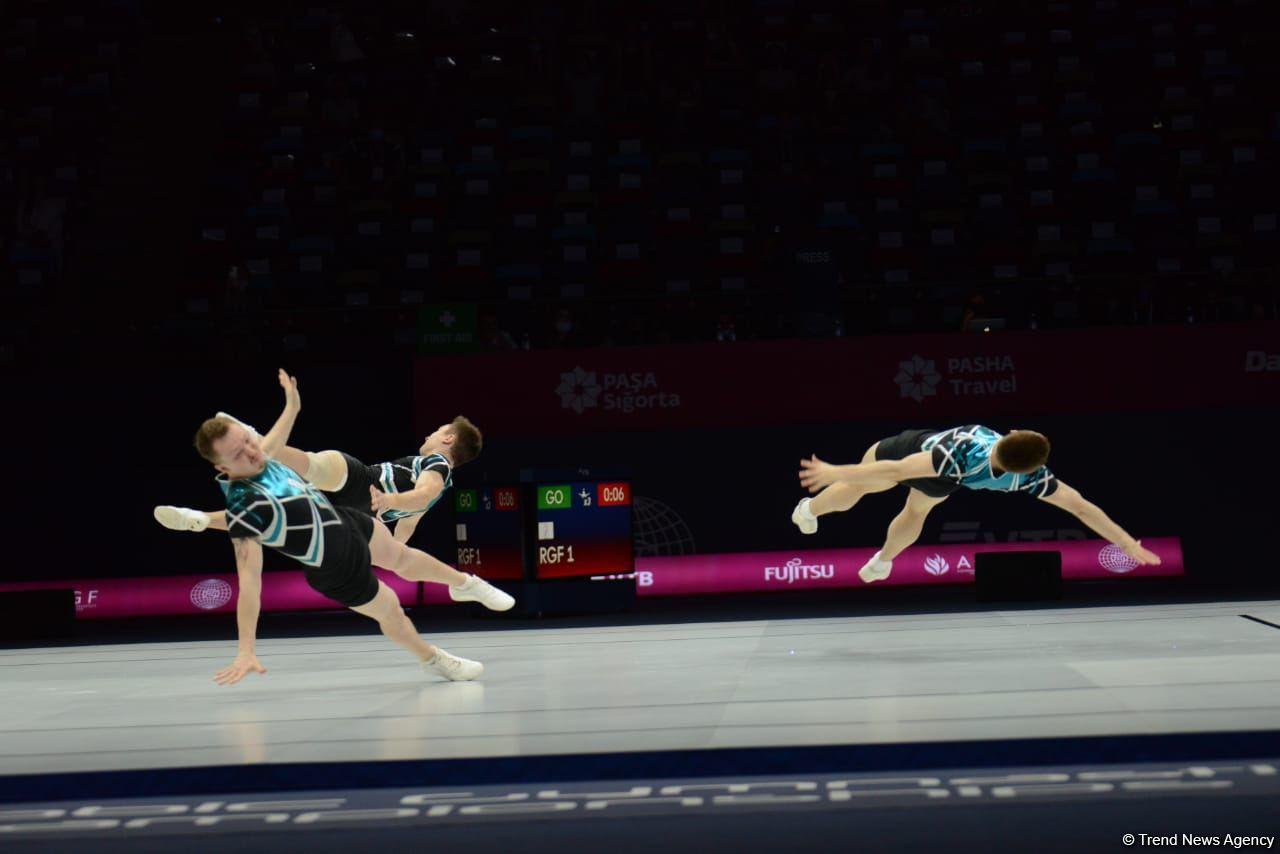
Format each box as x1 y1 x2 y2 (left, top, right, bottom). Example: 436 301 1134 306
534 481 634 579
452 485 525 580
451 475 634 584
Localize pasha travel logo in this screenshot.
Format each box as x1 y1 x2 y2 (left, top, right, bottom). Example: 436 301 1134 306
1244 351 1280 372
895 354 1019 403
923 554 950 576
764 557 836 584
190 578 234 610
1098 544 1140 574
895 355 942 402
555 366 681 415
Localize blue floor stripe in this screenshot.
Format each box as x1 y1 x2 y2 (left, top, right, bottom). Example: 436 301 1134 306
3 729 1278 803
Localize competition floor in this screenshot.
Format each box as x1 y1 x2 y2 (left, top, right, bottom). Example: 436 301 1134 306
4 598 1280 850
3 599 1280 777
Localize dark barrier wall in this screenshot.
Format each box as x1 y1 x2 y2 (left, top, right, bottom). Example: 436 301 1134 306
414 321 1279 587
7 322 1277 588
4 360 427 583
413 322 1280 436
463 408 1279 586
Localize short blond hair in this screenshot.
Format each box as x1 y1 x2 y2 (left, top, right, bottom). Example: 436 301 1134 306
194 417 232 463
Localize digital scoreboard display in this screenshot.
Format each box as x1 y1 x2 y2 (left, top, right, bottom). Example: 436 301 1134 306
452 485 525 580
534 481 634 579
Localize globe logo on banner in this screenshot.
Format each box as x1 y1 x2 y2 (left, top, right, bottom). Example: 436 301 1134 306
923 554 950 576
190 578 234 610
895 355 941 403
633 496 696 556
1098 544 1140 574
555 366 601 414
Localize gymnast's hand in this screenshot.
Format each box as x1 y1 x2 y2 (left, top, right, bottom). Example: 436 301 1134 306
1122 540 1162 566
370 484 394 516
278 368 301 412
214 652 267 686
798 454 839 492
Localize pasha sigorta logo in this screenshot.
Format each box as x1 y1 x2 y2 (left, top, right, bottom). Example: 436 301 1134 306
555 366 602 414
555 366 681 415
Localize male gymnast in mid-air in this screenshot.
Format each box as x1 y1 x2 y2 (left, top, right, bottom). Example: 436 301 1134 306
157 370 470 545
165 372 513 685
194 411 513 685
794 424 1161 582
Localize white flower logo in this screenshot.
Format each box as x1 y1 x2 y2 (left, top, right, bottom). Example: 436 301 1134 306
555 366 601 414
1098 544 1140 574
923 554 950 576
895 355 941 403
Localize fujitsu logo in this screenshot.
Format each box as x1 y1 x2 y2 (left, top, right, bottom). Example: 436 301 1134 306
764 557 835 584
923 554 950 576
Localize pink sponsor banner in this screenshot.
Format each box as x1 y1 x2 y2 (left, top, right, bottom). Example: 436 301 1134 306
0 538 1183 615
421 582 455 605
0 569 419 620
414 322 1280 437
633 537 1183 597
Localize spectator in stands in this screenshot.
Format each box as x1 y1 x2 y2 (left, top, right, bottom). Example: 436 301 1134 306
330 14 365 64
321 76 361 130
544 307 588 349
478 312 518 350
565 49 605 117
757 43 798 112
15 176 66 268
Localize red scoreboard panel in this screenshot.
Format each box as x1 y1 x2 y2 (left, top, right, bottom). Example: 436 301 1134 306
453 486 525 580
534 481 634 579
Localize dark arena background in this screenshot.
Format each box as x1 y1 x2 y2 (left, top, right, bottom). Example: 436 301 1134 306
3 1 1279 851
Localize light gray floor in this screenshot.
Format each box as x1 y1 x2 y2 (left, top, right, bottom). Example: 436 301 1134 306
2 601 1279 776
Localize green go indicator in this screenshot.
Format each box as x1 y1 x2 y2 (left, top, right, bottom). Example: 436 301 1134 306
455 489 479 513
537 484 573 511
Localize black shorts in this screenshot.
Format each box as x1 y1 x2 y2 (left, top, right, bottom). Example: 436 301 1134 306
304 506 380 608
322 452 380 516
874 429 960 499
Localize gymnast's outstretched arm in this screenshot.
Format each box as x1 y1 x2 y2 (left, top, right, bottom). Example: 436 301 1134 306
214 537 268 686
1040 482 1161 565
